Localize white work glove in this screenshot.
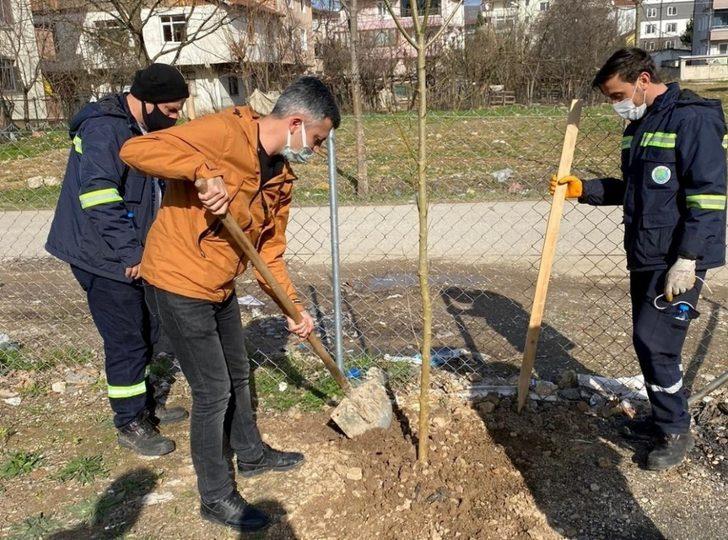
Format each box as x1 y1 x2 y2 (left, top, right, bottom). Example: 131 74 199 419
664 257 696 302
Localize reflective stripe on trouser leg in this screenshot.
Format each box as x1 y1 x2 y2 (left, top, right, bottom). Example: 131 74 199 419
71 266 154 429
630 270 704 435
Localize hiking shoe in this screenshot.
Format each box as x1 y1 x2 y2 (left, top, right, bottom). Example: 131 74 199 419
153 404 189 425
620 417 661 442
237 443 304 478
646 432 695 471
200 490 271 532
118 411 175 456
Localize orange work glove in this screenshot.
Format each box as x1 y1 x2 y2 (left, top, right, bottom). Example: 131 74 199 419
549 174 583 199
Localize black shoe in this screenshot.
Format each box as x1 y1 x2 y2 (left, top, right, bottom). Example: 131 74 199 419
646 432 695 471
118 412 175 456
620 418 661 442
153 404 189 425
237 443 305 478
200 490 271 532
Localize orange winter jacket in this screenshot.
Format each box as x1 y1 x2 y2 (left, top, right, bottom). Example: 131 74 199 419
119 106 301 309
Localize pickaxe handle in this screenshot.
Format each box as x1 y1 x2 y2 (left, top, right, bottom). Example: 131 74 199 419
194 179 352 393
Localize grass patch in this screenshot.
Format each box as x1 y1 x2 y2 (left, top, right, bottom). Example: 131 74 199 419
0 451 44 479
0 346 95 376
251 353 417 412
0 130 68 161
8 513 60 540
254 366 342 412
0 348 36 373
55 455 108 485
18 382 47 398
0 185 61 211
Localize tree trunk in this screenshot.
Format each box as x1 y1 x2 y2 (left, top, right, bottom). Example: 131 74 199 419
415 30 432 464
348 0 369 197
22 90 30 126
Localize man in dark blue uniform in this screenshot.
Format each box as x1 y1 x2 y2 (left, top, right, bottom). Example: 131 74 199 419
46 64 190 456
552 48 727 470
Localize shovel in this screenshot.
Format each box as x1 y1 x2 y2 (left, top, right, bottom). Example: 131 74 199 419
194 179 392 437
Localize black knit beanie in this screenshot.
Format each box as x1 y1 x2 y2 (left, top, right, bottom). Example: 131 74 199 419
130 63 189 103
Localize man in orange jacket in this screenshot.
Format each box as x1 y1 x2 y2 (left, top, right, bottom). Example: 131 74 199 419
120 77 340 533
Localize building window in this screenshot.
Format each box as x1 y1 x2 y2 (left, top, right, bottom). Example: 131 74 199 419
715 11 728 28
647 8 656 18
400 0 441 17
377 1 386 16
646 41 655 51
227 76 239 96
361 28 397 47
720 43 728 54
0 58 17 91
666 22 677 33
645 24 656 35
539 1 548 11
161 14 187 43
0 0 12 25
664 40 674 49
667 6 677 16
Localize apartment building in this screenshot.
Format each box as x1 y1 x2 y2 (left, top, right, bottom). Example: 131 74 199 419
638 0 693 51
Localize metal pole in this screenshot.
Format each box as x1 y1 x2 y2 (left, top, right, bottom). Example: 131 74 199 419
327 130 345 373
688 369 728 407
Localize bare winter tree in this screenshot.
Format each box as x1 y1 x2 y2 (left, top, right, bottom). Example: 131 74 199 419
0 0 46 125
338 0 369 197
382 0 463 464
224 2 309 98
533 0 625 100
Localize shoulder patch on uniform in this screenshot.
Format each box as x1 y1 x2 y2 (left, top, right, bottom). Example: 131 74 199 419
651 165 672 185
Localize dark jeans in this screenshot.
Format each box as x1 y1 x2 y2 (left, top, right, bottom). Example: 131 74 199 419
71 265 156 428
630 269 705 435
145 286 264 502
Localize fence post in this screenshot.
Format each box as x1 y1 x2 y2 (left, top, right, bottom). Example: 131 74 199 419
327 130 345 373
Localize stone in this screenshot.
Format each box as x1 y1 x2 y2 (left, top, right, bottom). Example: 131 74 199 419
0 389 19 399
64 367 97 385
558 369 578 389
590 483 600 492
51 381 67 394
477 401 496 414
534 380 558 397
141 491 174 506
597 457 611 469
345 467 363 481
3 397 21 406
43 176 61 187
432 416 448 429
25 176 44 189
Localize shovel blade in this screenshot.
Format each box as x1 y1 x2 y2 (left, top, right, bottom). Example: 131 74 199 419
330 367 393 438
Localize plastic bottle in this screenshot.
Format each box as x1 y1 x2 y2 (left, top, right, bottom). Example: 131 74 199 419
673 303 690 321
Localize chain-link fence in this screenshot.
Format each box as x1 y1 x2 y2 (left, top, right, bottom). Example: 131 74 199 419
1 104 727 400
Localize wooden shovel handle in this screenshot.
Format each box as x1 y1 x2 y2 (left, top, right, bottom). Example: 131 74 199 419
517 100 583 412
194 179 351 392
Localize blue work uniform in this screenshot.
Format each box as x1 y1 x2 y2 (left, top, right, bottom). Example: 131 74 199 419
580 83 727 434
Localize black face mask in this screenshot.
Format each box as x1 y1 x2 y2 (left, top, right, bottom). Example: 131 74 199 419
142 102 177 131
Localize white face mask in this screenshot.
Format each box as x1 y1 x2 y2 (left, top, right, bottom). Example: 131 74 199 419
613 84 647 121
281 123 315 164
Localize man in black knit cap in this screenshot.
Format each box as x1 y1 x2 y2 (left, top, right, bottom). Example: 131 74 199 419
46 63 190 456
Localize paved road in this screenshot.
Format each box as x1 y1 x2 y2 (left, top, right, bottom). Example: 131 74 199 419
2 201 727 281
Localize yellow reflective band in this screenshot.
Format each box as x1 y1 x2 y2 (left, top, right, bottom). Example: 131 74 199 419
73 135 82 154
640 131 677 149
686 194 727 210
621 136 633 150
723 134 727 150
107 380 146 399
79 188 123 209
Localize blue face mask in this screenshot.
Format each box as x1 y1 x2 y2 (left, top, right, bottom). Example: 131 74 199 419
281 123 315 164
